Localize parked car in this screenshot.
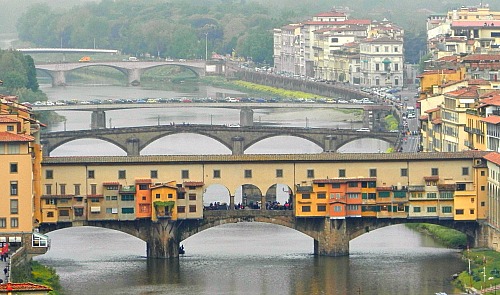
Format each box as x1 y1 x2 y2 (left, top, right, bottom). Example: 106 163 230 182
356 128 370 132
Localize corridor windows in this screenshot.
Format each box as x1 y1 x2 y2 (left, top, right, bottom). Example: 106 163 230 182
45 184 52 195
88 170 95 179
276 169 283 178
74 184 81 196
118 170 126 179
11 218 18 228
181 170 189 179
431 168 439 176
244 170 252 178
213 170 221 178
302 206 311 212
339 169 346 177
45 170 53 179
369 169 377 177
317 205 326 212
307 169 314 178
150 170 158 179
462 167 469 176
10 199 18 214
401 168 408 177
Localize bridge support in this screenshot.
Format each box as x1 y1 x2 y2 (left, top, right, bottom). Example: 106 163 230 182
127 68 142 86
91 110 107 129
147 220 180 258
314 218 349 256
126 138 140 156
231 136 244 155
324 135 338 152
51 71 66 87
240 107 254 127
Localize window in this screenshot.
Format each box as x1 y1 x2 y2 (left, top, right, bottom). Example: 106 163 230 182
106 208 113 214
427 207 436 213
142 196 146 201
455 209 464 215
431 168 438 176
401 168 408 177
462 167 469 176
332 183 340 188
302 194 310 199
348 182 358 187
302 206 311 212
10 163 17 173
45 184 52 195
10 181 18 195
189 205 197 212
378 191 390 198
317 205 326 212
90 198 100 203
307 169 314 178
334 206 342 212
442 206 452 213
213 170 221 178
427 192 437 199
121 195 134 201
150 170 158 179
168 193 174 199
47 212 54 218
139 184 148 190
339 169 346 177
481 171 485 176
413 207 421 213
88 170 95 179
369 169 377 177
189 194 196 201
481 186 485 191
155 193 161 199
60 184 66 195
317 183 325 187
45 170 53 179
0 219 5 228
74 184 81 196
244 170 252 178
6 125 14 131
60 210 70 216
74 208 83 216
7 143 19 154
276 169 283 178
481 201 486 207
456 183 466 191
121 208 134 214
317 193 326 199
181 170 189 179
11 218 18 228
178 206 186 213
10 199 18 214
470 209 475 215
118 170 126 179
90 184 97 195
45 199 56 205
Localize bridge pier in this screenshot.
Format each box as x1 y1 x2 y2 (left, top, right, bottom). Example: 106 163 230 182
231 136 244 155
324 135 338 152
240 107 254 127
126 138 140 156
52 71 67 87
91 110 107 129
147 220 180 258
314 218 349 256
127 68 143 86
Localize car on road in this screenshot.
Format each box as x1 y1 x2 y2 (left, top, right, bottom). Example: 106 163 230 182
356 128 370 132
337 99 348 104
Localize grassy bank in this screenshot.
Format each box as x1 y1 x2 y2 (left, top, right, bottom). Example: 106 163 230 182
202 76 325 99
406 223 467 248
11 260 62 295
457 249 500 294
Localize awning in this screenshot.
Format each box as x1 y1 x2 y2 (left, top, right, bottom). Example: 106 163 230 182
90 206 101 213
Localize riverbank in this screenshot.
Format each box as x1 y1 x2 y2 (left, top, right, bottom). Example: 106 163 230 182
11 260 62 295
405 223 467 248
456 249 500 294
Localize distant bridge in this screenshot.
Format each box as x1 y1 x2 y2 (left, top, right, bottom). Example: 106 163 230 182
35 60 211 86
17 48 119 54
40 124 400 156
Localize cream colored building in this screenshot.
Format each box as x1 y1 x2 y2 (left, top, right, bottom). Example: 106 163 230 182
359 37 404 87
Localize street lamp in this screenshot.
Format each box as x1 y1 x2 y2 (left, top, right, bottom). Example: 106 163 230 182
205 32 209 61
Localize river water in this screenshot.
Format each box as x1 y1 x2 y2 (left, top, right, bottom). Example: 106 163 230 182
34 82 465 295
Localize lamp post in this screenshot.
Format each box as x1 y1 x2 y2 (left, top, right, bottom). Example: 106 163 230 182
205 32 208 61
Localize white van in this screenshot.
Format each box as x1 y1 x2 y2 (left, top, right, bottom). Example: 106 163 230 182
128 57 138 61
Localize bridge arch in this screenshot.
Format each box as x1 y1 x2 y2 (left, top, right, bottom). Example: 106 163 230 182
46 137 128 156
244 135 323 154
335 135 396 151
141 132 232 155
140 64 202 78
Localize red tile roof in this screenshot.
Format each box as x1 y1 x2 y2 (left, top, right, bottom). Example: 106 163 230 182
481 116 500 124
462 54 500 62
0 282 52 292
303 19 371 26
485 152 500 166
419 115 429 121
103 182 120 186
0 131 34 142
431 118 443 125
479 94 500 106
425 107 441 113
445 87 478 98
135 179 152 184
183 181 204 187
452 20 500 28
424 176 439 181
0 116 19 123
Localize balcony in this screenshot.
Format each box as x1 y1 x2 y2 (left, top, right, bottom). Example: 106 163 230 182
408 185 425 192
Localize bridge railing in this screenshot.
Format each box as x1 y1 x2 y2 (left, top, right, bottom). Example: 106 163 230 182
203 209 294 219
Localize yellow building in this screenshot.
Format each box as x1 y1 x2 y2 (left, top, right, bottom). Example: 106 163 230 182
417 68 465 96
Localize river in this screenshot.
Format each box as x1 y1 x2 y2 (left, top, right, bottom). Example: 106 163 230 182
34 82 464 295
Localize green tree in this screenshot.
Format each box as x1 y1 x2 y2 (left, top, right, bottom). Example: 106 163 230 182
237 30 273 64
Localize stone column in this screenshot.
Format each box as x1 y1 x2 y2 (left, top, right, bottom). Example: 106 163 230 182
91 110 106 129
230 195 235 210
51 71 66 87
40 139 50 157
126 138 140 156
127 68 142 86
147 220 179 258
231 136 244 155
324 135 337 152
314 218 349 256
240 107 254 127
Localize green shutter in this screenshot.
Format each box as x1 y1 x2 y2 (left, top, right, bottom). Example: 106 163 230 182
405 206 409 212
362 193 367 199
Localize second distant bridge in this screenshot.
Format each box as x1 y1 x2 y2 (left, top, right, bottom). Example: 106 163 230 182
40 124 399 156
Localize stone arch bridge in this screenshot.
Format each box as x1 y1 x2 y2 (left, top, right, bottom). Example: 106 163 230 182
39 210 482 258
40 124 400 156
35 60 210 86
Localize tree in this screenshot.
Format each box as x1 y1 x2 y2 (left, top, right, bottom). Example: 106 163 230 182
237 30 273 64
